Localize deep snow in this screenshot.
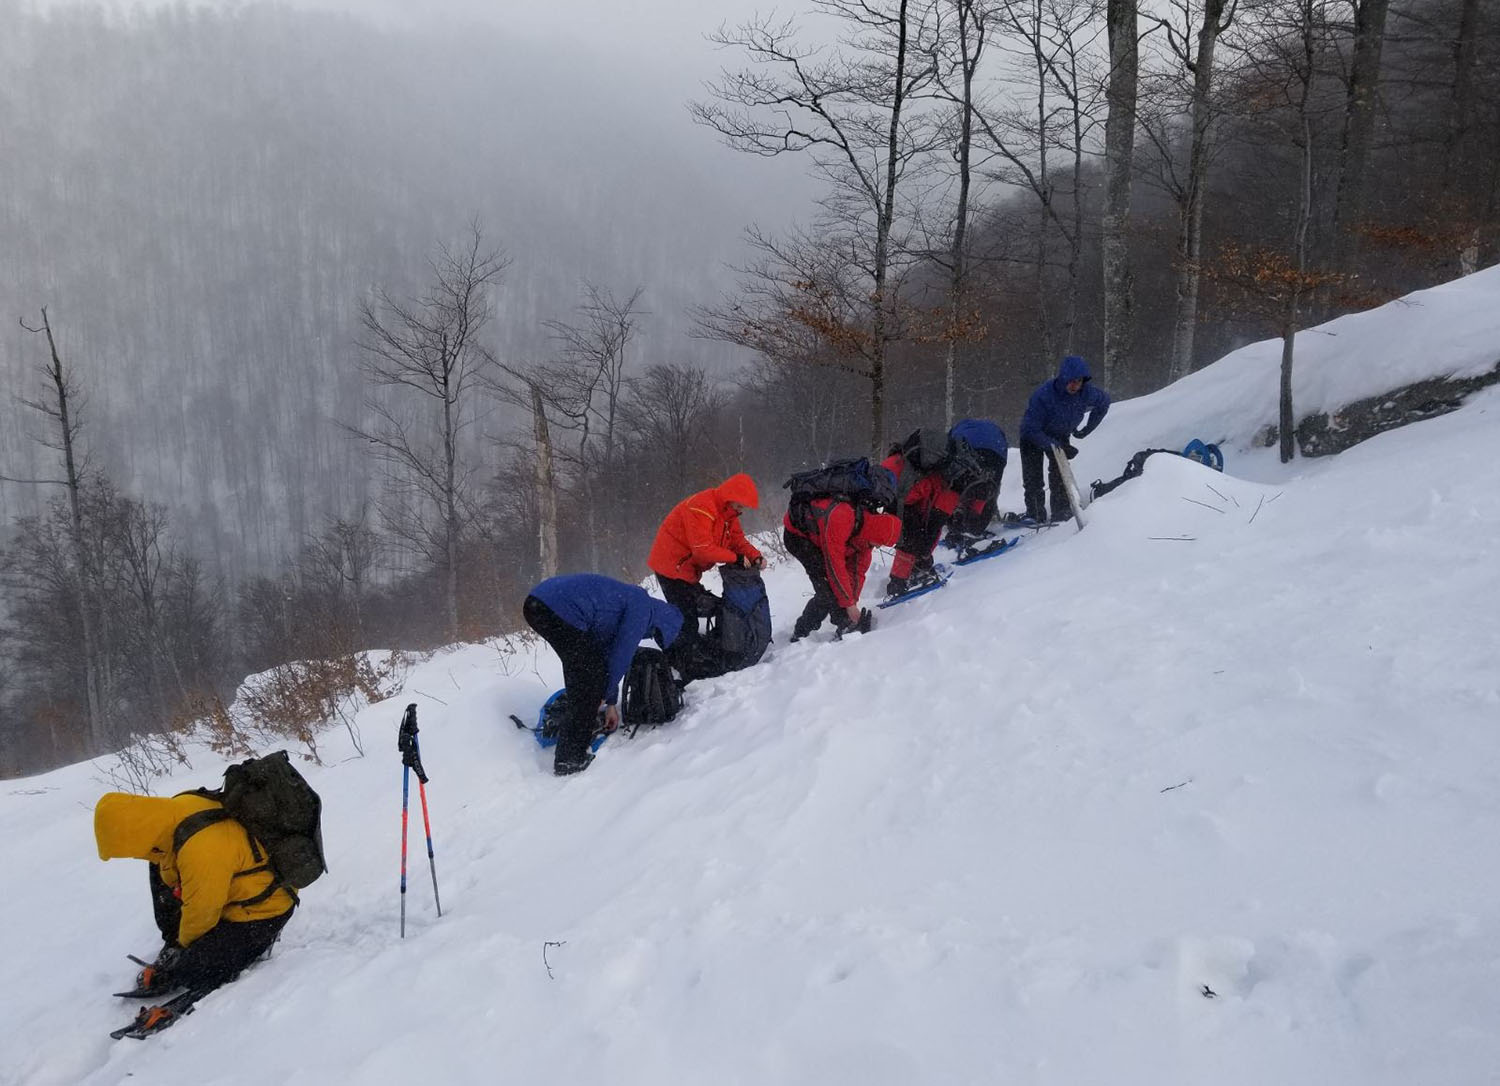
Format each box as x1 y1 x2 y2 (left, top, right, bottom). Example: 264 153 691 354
2 271 1499 1086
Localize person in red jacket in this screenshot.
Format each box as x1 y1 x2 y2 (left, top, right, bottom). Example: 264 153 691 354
647 472 764 661
783 475 902 641
880 429 965 597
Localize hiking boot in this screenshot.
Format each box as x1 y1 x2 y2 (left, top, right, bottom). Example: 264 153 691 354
554 751 596 777
885 576 909 598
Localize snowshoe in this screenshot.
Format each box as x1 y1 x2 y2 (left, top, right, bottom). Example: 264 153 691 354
110 987 206 1040
878 570 950 608
953 535 1022 565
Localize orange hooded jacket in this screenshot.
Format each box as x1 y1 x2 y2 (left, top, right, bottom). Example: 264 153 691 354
648 473 763 584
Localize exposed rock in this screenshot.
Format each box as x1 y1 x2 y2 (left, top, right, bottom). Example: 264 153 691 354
1292 362 1500 457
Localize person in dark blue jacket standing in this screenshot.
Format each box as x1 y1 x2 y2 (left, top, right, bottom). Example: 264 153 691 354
1019 355 1110 523
523 574 685 776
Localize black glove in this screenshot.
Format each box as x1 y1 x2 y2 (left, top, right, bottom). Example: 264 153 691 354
1062 443 1078 459
854 608 873 634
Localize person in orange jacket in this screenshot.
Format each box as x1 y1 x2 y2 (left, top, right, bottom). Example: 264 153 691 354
648 472 765 661
783 473 903 641
94 792 296 1012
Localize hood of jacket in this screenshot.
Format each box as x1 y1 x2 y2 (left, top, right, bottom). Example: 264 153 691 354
1055 355 1092 388
94 793 183 862
649 596 686 649
864 510 903 548
714 472 760 510
948 418 1007 458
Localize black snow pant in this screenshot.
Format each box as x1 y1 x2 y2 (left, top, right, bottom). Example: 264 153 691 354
523 595 610 770
1020 439 1069 522
784 529 842 638
148 865 293 993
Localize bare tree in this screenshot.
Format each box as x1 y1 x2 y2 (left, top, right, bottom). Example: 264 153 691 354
348 226 509 642
1330 0 1391 273
1103 0 1140 384
693 0 942 451
622 364 725 497
1139 0 1239 380
7 309 108 751
540 283 645 568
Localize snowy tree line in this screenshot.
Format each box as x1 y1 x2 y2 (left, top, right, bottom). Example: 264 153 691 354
1 0 1495 774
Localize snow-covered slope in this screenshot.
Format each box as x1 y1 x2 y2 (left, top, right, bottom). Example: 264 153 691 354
4 275 1500 1086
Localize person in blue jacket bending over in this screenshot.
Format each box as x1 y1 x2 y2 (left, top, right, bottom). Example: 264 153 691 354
1019 355 1110 523
523 574 684 776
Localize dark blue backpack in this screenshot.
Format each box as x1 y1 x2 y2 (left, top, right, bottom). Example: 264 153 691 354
682 567 773 680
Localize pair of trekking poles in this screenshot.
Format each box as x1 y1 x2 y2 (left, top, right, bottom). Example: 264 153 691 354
397 703 442 937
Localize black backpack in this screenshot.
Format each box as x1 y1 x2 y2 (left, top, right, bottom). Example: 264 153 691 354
621 646 684 733
1089 448 1179 500
174 750 327 905
784 457 896 536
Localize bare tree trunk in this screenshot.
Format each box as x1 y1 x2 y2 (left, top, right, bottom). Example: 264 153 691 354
1169 0 1231 382
1331 0 1390 274
869 0 915 452
531 383 559 580
1033 28 1056 366
442 391 460 642
1281 9 1317 465
29 310 108 751
943 0 982 429
1103 0 1139 386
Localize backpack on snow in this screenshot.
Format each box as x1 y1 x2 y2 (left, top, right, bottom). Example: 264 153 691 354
509 689 610 751
784 456 896 536
621 646 684 732
680 566 773 681
174 750 326 904
1089 439 1226 501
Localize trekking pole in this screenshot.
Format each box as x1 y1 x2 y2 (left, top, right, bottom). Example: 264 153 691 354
397 703 442 936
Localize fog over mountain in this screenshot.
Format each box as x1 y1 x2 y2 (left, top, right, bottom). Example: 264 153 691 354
0 0 815 574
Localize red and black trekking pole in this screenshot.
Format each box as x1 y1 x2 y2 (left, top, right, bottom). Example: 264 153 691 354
398 703 442 937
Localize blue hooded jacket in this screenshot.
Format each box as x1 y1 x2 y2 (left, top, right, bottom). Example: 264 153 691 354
1020 355 1110 449
949 418 1008 461
528 574 685 706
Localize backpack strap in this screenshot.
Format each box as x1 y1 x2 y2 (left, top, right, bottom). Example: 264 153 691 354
172 808 297 909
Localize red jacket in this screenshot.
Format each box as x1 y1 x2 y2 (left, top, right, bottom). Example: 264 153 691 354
880 452 962 519
785 498 903 608
648 473 763 584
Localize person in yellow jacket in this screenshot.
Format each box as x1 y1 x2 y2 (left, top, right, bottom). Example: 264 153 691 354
95 791 296 997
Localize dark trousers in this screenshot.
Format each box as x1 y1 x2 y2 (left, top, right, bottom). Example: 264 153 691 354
655 574 710 664
149 865 292 992
1020 439 1068 521
890 505 945 580
784 530 840 637
523 595 610 767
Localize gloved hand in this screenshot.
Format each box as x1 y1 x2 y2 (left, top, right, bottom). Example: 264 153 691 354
136 945 183 993
1062 443 1078 459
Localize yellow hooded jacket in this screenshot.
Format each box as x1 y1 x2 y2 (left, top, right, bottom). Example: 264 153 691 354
94 792 295 946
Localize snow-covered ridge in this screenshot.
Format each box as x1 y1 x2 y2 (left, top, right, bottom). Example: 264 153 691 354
2 272 1499 1084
